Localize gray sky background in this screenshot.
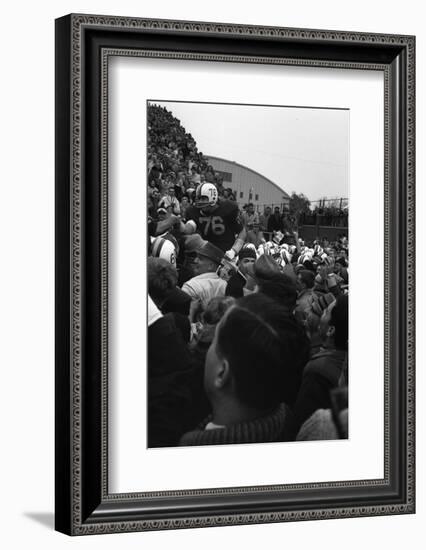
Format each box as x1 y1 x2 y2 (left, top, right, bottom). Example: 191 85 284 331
151 100 349 203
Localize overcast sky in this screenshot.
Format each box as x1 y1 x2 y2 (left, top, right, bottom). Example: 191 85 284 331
151 100 349 204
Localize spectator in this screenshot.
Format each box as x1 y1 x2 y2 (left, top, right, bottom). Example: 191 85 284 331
246 221 266 248
241 203 259 229
149 188 161 214
148 257 191 321
187 296 237 429
296 386 348 440
190 166 201 185
294 269 316 323
148 158 163 185
147 296 194 447
159 185 181 215
181 241 227 319
293 294 349 429
252 255 297 314
205 164 216 183
178 234 205 286
259 206 272 233
225 245 257 298
267 206 284 233
179 195 190 221
314 265 343 297
180 293 310 446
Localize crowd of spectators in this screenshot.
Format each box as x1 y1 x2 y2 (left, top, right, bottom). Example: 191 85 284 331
147 104 349 448
300 205 348 227
148 104 236 217
147 104 348 231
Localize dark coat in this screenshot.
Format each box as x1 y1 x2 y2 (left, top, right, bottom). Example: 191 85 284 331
292 348 347 429
267 214 284 233
161 287 191 317
148 314 194 447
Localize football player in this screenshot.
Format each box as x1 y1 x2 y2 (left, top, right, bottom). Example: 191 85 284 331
179 182 246 259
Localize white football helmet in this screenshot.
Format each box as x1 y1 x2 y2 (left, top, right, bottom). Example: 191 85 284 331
194 182 218 209
151 236 177 267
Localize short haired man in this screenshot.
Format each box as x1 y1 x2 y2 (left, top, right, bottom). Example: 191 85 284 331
267 206 284 233
294 269 316 323
225 245 257 298
158 185 180 215
259 206 272 233
179 293 309 445
293 294 349 429
148 256 191 318
241 203 259 229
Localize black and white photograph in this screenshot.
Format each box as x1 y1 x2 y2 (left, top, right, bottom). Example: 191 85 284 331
147 100 349 448
52 8 414 540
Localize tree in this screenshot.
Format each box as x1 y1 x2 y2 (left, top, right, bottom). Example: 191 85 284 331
289 192 311 227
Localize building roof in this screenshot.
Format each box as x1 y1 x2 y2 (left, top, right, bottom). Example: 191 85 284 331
206 155 290 200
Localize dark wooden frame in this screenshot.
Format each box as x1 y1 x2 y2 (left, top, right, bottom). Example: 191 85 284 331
55 14 415 535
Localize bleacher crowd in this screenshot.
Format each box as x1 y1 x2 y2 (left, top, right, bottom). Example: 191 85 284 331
147 104 349 447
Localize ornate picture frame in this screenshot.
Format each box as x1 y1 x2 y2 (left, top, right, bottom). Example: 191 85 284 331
55 14 415 535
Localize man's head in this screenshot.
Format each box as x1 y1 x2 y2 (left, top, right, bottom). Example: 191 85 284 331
297 269 315 292
204 293 309 415
167 186 175 196
193 241 224 276
274 206 281 216
247 203 255 214
237 246 257 277
147 257 177 307
194 182 219 212
264 206 271 216
318 294 348 350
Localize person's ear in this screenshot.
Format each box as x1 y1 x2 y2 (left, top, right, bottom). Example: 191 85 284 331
327 325 336 339
215 358 231 390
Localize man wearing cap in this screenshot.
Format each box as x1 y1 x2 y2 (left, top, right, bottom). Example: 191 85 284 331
181 241 227 317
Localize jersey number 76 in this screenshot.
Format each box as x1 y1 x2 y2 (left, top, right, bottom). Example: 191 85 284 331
199 216 225 236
